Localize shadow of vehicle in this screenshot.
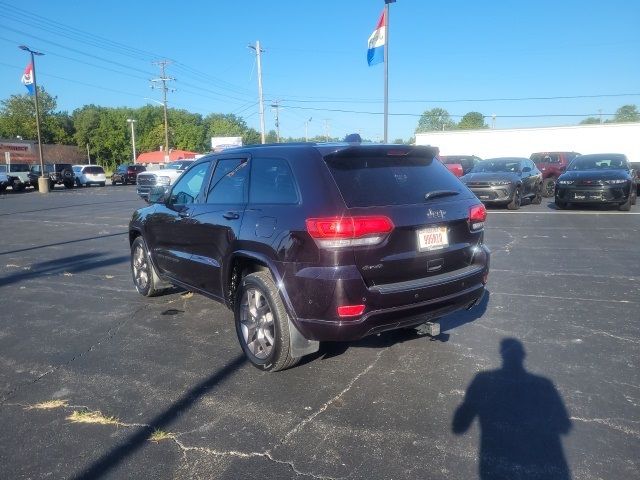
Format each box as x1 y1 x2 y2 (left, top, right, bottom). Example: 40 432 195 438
452 338 572 479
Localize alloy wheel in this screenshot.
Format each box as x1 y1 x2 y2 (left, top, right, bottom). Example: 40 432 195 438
132 244 149 291
239 288 275 359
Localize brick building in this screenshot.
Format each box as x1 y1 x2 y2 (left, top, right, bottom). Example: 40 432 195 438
0 139 86 165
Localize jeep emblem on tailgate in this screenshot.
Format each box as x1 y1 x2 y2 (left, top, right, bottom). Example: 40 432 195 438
427 208 446 219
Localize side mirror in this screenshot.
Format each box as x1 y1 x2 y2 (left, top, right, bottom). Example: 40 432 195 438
147 185 168 204
522 166 531 173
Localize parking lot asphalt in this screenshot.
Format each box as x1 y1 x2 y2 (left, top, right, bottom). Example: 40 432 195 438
0 186 638 480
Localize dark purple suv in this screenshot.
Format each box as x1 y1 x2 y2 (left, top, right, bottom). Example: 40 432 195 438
129 144 490 371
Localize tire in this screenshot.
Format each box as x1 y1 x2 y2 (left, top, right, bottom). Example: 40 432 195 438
631 188 637 206
619 195 632 211
64 180 74 189
507 186 522 210
235 271 299 372
76 179 83 187
0 184 6 193
111 179 117 185
32 181 39 191
49 180 55 190
99 182 105 187
555 199 567 209
542 177 556 197
130 237 163 297
532 183 542 204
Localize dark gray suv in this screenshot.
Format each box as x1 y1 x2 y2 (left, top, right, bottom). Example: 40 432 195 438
129 144 490 371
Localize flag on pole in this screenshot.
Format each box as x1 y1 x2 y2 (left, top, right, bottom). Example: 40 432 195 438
367 10 386 66
21 63 35 96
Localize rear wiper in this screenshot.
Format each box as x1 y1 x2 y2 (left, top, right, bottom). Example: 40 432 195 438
424 190 460 201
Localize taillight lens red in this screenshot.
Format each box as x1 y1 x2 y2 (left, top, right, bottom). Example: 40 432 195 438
469 204 487 231
306 216 394 248
337 304 366 318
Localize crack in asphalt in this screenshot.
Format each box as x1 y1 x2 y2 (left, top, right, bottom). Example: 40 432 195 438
0 304 147 407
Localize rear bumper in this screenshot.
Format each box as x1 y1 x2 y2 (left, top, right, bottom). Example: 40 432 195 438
285 244 490 342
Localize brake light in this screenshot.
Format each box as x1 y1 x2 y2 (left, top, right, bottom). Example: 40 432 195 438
337 304 365 318
306 216 394 248
468 204 487 231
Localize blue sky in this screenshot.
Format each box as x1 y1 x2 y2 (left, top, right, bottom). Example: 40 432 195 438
0 0 638 142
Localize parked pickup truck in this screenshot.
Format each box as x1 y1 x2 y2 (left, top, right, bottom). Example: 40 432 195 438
0 163 31 191
136 160 194 200
530 152 580 197
0 168 9 192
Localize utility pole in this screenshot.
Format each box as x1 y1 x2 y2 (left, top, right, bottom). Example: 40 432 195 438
126 119 137 163
324 119 330 142
151 60 175 162
305 117 312 142
19 45 47 193
271 100 280 142
86 143 91 164
248 41 266 144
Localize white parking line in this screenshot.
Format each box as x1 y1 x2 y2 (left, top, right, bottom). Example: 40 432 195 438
489 210 640 215
492 292 637 305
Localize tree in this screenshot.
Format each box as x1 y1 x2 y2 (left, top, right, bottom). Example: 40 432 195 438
613 104 639 123
579 117 601 125
0 87 73 143
458 112 487 130
415 108 456 132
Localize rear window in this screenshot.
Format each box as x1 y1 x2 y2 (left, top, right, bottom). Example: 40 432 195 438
84 166 104 174
531 153 560 164
128 165 145 171
324 150 465 207
9 164 30 172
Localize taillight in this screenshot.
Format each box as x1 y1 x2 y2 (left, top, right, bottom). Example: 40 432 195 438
306 216 394 248
468 204 487 231
337 304 365 318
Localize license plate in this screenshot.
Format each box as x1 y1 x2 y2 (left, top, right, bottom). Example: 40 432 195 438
574 194 586 199
417 226 449 251
479 195 490 199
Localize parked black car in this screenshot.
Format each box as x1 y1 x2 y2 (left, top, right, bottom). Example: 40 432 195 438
461 157 542 210
28 163 75 190
129 144 490 371
112 164 146 185
555 153 637 211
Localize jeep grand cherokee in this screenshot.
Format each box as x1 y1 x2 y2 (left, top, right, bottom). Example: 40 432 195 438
129 144 490 371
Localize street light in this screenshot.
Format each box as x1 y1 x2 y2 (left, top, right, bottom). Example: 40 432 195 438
126 119 137 163
305 117 312 142
19 45 48 193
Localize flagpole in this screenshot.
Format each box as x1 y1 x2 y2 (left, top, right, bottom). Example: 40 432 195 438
19 45 47 193
383 2 390 143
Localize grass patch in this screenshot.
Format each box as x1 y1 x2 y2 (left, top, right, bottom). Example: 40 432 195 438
149 429 174 443
26 399 69 410
67 410 121 426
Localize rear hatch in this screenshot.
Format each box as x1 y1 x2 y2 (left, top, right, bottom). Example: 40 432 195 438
323 146 483 287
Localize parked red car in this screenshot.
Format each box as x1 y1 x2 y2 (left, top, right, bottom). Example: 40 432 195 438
530 152 580 197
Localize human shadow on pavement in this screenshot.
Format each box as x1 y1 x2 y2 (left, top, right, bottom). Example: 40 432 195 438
71 354 246 480
452 338 572 480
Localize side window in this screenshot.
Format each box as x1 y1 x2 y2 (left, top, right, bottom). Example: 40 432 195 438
206 159 248 204
169 162 210 206
249 157 299 204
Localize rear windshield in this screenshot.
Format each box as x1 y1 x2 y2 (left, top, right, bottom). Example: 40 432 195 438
84 166 104 174
128 165 145 171
324 150 466 207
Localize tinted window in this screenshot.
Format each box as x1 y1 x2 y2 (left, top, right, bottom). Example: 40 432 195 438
206 159 248 204
84 166 104 174
324 151 465 207
249 157 298 204
9 164 30 172
169 162 210 205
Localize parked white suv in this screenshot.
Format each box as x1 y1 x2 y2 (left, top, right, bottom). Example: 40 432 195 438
136 160 194 200
73 165 107 187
